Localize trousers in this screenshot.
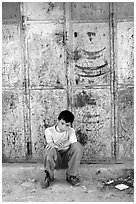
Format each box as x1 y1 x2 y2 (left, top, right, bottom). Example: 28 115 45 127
44 142 83 178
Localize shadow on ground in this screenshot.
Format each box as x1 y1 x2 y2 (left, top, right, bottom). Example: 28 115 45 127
2 162 134 202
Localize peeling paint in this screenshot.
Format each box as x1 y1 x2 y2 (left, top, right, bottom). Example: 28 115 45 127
118 87 134 159
23 2 64 20
2 2 20 20
2 91 25 159
74 89 112 160
74 90 96 107
27 23 66 88
116 2 134 19
73 23 110 85
2 2 134 162
117 22 134 84
2 25 22 88
71 2 109 20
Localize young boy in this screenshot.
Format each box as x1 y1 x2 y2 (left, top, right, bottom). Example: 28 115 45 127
42 110 83 188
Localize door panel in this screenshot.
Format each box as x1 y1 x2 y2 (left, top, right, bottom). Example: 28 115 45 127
27 23 66 88
2 24 22 88
2 90 25 159
23 2 64 20
2 2 134 162
117 21 134 84
118 87 134 159
30 90 67 158
72 22 110 86
74 88 112 160
71 2 109 21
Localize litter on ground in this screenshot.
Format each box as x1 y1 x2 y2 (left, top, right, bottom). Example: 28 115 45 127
115 184 129 190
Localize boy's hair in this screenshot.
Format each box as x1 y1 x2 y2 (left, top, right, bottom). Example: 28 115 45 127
58 110 74 124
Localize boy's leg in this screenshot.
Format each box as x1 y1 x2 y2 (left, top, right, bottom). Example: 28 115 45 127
62 142 83 176
44 148 62 179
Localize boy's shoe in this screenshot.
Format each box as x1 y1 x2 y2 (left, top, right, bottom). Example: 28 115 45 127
41 170 54 188
66 174 80 186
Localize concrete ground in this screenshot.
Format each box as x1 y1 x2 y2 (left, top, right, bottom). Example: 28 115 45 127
2 161 134 202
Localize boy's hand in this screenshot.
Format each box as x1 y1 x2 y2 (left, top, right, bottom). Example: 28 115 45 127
45 143 58 150
55 139 67 147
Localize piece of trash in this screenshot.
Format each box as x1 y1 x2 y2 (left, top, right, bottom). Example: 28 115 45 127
105 179 114 185
115 184 129 190
21 196 34 200
21 181 34 188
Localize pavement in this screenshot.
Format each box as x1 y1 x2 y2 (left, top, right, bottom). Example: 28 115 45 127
2 161 134 202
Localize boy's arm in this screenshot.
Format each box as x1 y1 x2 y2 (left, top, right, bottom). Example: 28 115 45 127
45 129 59 150
46 142 59 150
55 139 71 148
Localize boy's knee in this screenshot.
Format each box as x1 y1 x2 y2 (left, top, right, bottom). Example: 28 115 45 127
71 142 82 152
46 148 57 159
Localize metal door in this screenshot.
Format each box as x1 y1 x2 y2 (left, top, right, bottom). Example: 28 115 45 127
2 2 134 162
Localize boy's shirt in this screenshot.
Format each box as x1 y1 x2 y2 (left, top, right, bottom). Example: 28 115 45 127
45 125 77 150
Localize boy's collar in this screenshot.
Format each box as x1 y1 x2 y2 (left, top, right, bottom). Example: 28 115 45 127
55 125 66 133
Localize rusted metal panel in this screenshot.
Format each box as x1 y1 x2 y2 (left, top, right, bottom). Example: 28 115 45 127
27 23 66 88
71 2 109 21
117 21 134 84
2 90 25 159
72 23 110 86
2 24 22 88
2 2 134 163
118 87 134 159
2 2 21 21
24 2 64 20
74 88 112 160
116 2 134 20
30 90 67 158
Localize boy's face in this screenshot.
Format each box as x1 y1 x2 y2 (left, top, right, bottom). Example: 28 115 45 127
57 119 71 132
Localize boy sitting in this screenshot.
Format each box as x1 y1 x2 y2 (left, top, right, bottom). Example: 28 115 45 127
42 110 83 188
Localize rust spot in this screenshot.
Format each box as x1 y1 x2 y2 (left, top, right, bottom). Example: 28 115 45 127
76 60 108 71
47 2 55 14
73 47 106 61
87 32 96 41
74 32 78 37
87 32 96 37
119 88 133 109
54 32 65 46
73 50 82 62
75 90 96 107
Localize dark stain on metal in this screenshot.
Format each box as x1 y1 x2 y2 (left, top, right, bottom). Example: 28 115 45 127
75 76 80 85
56 76 61 84
74 32 78 37
73 50 82 62
73 47 106 61
75 90 96 107
47 2 55 14
76 129 88 146
76 60 108 71
118 88 133 109
81 47 106 57
76 62 110 77
87 32 96 42
27 141 32 155
87 32 96 37
118 87 134 157
54 32 65 46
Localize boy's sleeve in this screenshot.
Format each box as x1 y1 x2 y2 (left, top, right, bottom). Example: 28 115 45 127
69 128 77 143
45 128 53 143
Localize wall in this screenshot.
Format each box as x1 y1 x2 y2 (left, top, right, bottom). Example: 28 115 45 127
2 2 134 162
